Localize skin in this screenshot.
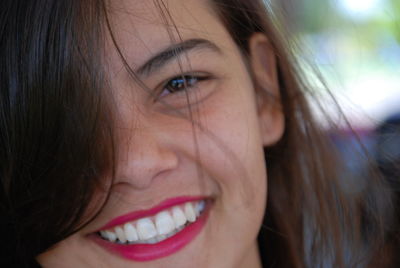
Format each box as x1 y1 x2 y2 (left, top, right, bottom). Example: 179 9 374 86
37 0 284 267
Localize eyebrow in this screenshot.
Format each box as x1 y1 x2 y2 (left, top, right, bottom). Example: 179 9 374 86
135 38 222 77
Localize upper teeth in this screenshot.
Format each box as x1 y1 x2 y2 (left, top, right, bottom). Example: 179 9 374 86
99 200 206 245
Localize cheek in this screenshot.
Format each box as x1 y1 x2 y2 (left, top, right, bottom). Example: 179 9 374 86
193 94 267 264
193 79 268 202
36 236 89 267
38 234 124 267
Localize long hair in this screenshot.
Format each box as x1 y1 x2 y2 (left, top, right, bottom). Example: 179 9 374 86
210 1 392 267
0 0 113 266
0 0 391 267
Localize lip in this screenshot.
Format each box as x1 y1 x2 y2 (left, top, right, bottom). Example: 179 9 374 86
91 196 211 262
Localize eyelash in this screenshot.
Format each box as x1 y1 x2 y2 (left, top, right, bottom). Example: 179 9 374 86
158 74 210 98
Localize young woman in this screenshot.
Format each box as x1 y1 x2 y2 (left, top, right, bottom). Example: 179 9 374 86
0 0 391 267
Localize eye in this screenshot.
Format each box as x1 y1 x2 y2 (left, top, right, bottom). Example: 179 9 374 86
159 74 209 98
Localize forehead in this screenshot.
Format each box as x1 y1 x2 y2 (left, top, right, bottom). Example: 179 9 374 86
105 0 231 71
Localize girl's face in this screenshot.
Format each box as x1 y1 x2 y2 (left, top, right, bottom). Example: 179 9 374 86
38 0 283 267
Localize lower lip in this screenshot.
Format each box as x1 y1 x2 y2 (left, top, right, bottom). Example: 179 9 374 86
92 203 210 262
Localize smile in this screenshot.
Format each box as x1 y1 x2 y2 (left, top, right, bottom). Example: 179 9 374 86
99 200 206 244
92 197 211 261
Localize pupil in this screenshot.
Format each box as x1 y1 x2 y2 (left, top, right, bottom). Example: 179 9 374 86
169 76 196 92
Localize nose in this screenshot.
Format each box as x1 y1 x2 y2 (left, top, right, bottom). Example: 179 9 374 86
115 119 179 190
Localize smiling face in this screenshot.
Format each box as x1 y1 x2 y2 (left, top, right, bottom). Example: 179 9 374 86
37 0 283 267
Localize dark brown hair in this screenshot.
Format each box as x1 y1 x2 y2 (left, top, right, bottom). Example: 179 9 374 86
0 0 392 267
209 1 393 267
0 0 113 266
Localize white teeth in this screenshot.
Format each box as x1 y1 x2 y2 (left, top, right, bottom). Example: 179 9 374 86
166 229 176 238
195 200 206 216
99 200 207 244
184 202 196 222
147 238 158 244
124 223 138 242
172 206 187 228
136 218 157 240
155 211 175 235
115 226 126 243
156 234 166 242
100 231 108 240
105 230 117 242
194 202 201 216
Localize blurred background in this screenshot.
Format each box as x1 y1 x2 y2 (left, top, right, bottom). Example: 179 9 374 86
273 0 399 127
271 0 400 189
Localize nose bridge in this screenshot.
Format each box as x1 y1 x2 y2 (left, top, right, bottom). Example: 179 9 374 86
115 114 179 189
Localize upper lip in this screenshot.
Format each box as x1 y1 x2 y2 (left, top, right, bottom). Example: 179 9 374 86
96 195 209 231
